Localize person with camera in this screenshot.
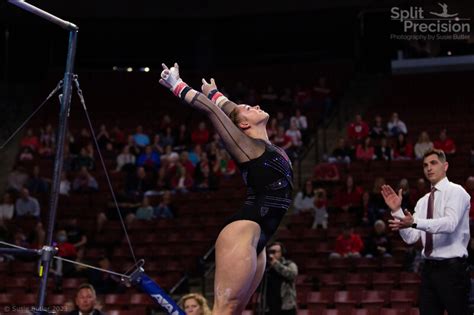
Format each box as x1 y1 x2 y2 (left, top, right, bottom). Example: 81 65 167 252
264 242 298 315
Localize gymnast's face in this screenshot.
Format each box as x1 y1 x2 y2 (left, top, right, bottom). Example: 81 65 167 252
235 104 269 128
184 298 202 315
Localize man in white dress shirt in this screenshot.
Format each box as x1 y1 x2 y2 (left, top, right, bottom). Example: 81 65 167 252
381 149 471 315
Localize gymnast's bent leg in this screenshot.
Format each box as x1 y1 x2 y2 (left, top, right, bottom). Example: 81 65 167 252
212 220 261 315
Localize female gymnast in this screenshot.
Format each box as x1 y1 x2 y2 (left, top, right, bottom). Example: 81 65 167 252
159 63 293 315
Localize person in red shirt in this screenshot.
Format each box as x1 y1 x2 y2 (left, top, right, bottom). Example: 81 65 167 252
356 137 376 161
20 128 40 152
393 133 413 160
433 129 456 155
191 121 210 145
347 114 369 144
334 175 364 212
330 224 364 259
313 162 340 183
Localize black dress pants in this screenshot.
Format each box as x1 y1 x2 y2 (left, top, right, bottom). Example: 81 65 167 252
419 258 471 315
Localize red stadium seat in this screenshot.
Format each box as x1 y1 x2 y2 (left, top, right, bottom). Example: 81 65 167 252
389 290 416 309
334 290 361 313
307 290 335 313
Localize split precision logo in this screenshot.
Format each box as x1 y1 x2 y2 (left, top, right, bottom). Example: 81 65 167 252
391 6 470 33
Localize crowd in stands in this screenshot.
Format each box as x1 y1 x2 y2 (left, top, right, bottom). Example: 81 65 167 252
0 79 328 310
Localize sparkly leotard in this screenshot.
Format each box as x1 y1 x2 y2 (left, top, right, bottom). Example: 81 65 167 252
227 140 293 254
187 92 294 254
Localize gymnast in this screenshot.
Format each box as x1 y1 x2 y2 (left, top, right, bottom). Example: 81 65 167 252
159 63 293 315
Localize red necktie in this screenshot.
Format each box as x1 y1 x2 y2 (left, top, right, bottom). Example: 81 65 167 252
424 187 436 257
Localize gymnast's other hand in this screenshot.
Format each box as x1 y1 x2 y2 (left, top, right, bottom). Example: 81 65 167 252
159 62 183 91
201 78 218 97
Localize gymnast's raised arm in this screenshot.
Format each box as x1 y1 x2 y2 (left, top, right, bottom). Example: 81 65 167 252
159 63 264 164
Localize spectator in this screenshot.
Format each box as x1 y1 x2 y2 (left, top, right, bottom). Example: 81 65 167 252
159 114 173 132
356 137 376 161
374 137 393 161
410 178 429 207
334 175 364 215
65 218 87 260
178 293 212 315
66 283 104 315
312 188 328 230
136 145 161 170
115 145 136 173
393 133 413 160
215 149 235 178
180 151 196 177
265 242 298 315
414 131 434 159
27 165 49 195
290 108 308 137
387 112 408 137
329 225 364 259
51 229 77 289
133 125 150 147
161 144 179 165
275 111 289 130
20 128 40 152
364 220 392 258
125 134 140 156
127 196 154 224
161 126 175 148
39 124 56 157
111 125 126 150
15 188 40 218
285 120 303 149
328 138 352 164
171 164 193 193
267 118 279 141
96 124 110 149
175 123 191 149
194 152 219 191
60 171 71 196
366 177 389 223
18 146 35 161
125 166 153 201
87 256 122 295
293 179 315 214
7 165 29 193
188 144 203 166
191 121 210 145
0 193 14 222
433 129 456 155
347 114 369 144
399 178 413 211
151 134 164 154
369 115 388 140
72 167 99 193
313 162 340 183
75 128 91 152
272 126 292 153
154 191 175 218
73 148 95 171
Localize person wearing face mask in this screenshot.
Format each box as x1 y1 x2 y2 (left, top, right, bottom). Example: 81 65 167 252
51 230 77 291
262 242 298 315
178 293 212 315
381 149 471 315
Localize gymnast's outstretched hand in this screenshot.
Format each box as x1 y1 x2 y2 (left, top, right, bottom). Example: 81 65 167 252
159 62 183 92
201 78 218 97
